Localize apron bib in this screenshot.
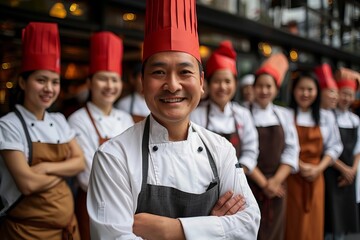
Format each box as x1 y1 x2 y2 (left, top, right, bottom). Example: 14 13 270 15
249 106 286 240
324 124 359 234
286 125 323 240
135 117 219 217
2 142 79 240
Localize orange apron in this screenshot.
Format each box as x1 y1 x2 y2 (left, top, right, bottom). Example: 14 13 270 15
1 142 80 240
285 125 324 240
75 105 109 240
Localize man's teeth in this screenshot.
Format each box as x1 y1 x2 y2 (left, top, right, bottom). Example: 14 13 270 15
163 98 182 103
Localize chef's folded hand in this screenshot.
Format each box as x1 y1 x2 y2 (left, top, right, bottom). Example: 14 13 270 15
211 190 246 216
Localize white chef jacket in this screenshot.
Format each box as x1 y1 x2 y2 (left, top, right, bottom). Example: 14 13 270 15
289 108 343 162
251 103 300 172
0 104 75 215
334 109 360 203
87 115 261 240
115 92 150 117
67 102 134 191
191 100 259 172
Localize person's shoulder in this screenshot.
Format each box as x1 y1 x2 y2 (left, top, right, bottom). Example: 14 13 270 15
112 108 133 120
232 101 251 114
192 122 231 147
67 107 86 121
115 94 132 108
0 111 17 123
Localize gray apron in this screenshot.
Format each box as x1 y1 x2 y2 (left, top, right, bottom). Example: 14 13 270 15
135 117 220 218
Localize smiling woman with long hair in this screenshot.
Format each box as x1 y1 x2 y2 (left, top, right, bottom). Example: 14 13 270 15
0 22 84 239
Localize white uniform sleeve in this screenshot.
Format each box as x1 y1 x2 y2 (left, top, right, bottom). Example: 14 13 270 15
236 108 259 173
179 144 261 239
321 111 343 161
352 114 360 156
68 113 98 191
87 148 143 240
278 108 300 172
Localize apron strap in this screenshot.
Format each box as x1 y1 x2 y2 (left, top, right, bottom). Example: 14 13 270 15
85 104 104 141
14 108 33 165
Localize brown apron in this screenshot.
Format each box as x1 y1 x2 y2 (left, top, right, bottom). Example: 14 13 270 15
75 105 109 240
249 124 285 240
285 125 324 240
1 142 80 240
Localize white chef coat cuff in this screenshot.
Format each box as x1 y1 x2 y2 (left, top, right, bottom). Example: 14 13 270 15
280 158 299 173
325 150 341 163
179 216 224 239
239 157 257 173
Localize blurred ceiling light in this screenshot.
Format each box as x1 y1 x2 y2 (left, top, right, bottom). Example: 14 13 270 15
50 2 67 19
199 45 211 59
2 62 11 70
123 13 136 21
65 63 77 79
69 3 83 16
6 82 13 89
259 42 272 56
10 0 20 7
290 49 299 62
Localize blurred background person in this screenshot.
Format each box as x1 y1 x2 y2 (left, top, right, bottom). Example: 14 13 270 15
324 67 360 240
239 73 255 108
287 71 343 240
315 63 339 111
248 53 299 240
115 61 150 122
191 40 258 175
67 31 134 240
0 22 84 239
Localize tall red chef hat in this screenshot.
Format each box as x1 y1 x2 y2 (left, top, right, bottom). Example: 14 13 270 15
89 31 123 76
21 22 60 74
314 63 338 90
335 67 360 91
255 53 289 87
206 40 237 78
143 0 200 62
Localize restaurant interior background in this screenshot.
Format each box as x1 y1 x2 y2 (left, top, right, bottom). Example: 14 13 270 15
0 0 359 116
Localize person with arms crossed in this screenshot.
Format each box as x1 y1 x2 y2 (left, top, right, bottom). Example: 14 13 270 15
87 0 260 239
0 22 84 239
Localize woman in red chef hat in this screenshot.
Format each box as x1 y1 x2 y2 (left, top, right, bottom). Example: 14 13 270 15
324 67 360 239
248 53 300 240
191 40 259 182
0 22 84 239
67 31 134 240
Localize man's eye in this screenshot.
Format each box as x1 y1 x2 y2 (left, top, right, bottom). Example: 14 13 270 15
152 70 165 75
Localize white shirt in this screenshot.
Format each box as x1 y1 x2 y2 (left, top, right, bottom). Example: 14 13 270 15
87 116 260 240
67 102 134 191
191 101 259 172
0 104 75 215
290 108 343 162
115 92 150 117
251 103 300 172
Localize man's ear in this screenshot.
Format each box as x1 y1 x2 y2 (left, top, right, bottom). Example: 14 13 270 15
200 71 205 95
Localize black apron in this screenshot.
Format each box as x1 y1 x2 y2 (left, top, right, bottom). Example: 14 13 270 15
135 117 220 218
249 106 286 240
206 103 242 159
324 114 359 234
